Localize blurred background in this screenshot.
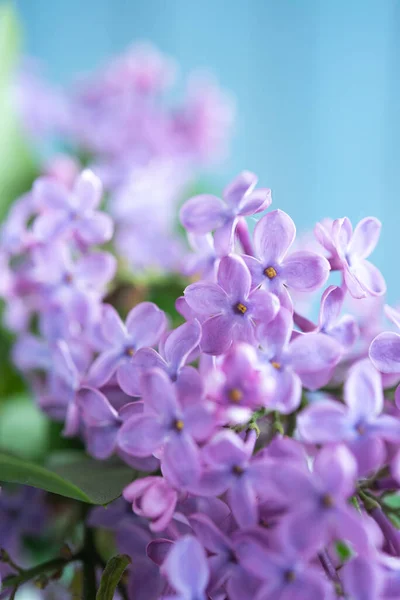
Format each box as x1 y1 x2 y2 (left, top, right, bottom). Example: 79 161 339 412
7 0 400 299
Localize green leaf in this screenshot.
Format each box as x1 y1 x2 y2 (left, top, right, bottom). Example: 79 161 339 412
0 394 50 460
96 554 131 600
335 540 352 562
383 493 400 509
0 451 135 504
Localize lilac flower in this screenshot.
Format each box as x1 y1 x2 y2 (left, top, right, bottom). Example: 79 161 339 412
117 319 202 397
258 308 342 413
205 342 275 422
118 368 215 488
294 285 358 349
161 536 209 600
123 477 178 532
243 209 330 309
298 360 400 475
77 387 122 459
341 556 385 600
180 171 271 254
88 302 166 389
315 216 386 298
183 233 219 281
188 513 261 599
184 254 279 355
268 445 368 551
33 170 113 247
189 430 272 527
235 531 334 600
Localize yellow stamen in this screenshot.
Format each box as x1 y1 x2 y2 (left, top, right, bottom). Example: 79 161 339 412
125 347 135 357
228 388 243 403
271 361 281 370
264 266 277 279
236 302 247 314
174 419 184 432
232 465 244 475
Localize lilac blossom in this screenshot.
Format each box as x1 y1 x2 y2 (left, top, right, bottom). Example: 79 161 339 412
184 254 280 355
88 302 166 389
298 359 400 475
161 536 209 600
244 209 330 309
123 477 178 532
258 308 342 413
180 171 271 254
315 216 386 298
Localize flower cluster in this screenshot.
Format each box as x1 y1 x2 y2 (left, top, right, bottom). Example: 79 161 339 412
3 145 400 598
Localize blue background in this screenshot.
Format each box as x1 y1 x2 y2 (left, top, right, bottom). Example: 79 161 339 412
14 0 400 300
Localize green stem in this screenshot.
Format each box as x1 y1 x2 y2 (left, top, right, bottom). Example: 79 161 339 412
2 553 82 589
82 528 97 600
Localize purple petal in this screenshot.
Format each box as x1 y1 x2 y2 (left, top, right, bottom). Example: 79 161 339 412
370 415 400 442
85 425 118 460
163 319 202 373
319 286 344 329
73 169 102 210
341 556 384 600
88 349 122 388
369 332 400 373
248 289 280 323
238 188 272 216
201 314 234 355
140 369 179 418
147 539 173 566
349 434 385 476
203 430 247 467
217 254 251 301
347 217 382 260
213 217 237 254
328 315 358 349
242 254 264 289
162 433 201 488
100 304 127 343
75 252 116 289
184 403 215 442
268 368 302 414
180 194 227 233
258 308 293 359
343 263 368 299
297 400 350 443
189 514 231 553
344 359 383 419
313 445 357 498
289 333 341 389
117 348 167 397
77 387 119 427
126 302 166 348
253 209 296 264
162 536 209 598
351 260 386 296
223 170 257 208
33 177 70 209
385 304 400 329
78 213 113 245
184 282 228 315
281 251 330 291
118 414 166 457
228 477 258 527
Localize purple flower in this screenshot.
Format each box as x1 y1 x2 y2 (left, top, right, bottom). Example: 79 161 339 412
33 170 113 247
184 254 280 355
123 477 178 532
298 360 400 475
77 387 122 459
315 216 386 298
243 209 330 309
258 308 342 413
341 556 385 600
294 285 358 349
88 302 166 388
117 319 202 397
189 430 271 528
118 368 215 488
180 171 271 254
268 445 368 551
188 514 261 599
183 233 219 281
161 535 209 600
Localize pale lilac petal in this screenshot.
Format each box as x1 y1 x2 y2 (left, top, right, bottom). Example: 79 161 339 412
369 332 400 373
347 217 382 260
228 477 258 527
349 434 385 476
351 260 386 296
162 434 201 488
223 170 257 208
85 426 118 460
77 387 119 427
118 414 166 457
33 177 70 209
147 539 173 566
88 349 122 388
184 282 228 314
280 251 330 291
75 252 117 289
242 255 264 289
253 209 296 264
217 254 251 300
126 302 166 348
213 217 237 254
239 188 272 216
370 415 400 442
203 430 247 467
180 194 227 233
73 169 102 210
78 213 113 245
313 445 357 498
289 333 341 389
341 556 384 600
385 304 400 329
118 349 167 397
328 316 358 349
344 359 383 419
162 536 209 598
319 286 344 329
268 368 302 414
184 403 215 441
101 304 127 343
297 401 351 443
258 308 293 358
189 514 231 553
343 263 368 299
141 369 179 418
333 217 353 255
314 221 336 255
249 289 280 323
201 314 234 355
163 319 202 373
333 507 370 552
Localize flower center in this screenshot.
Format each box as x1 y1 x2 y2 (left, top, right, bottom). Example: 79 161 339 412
235 302 248 315
264 266 277 279
271 361 281 370
125 346 135 357
174 419 184 432
321 494 335 508
232 465 244 476
228 388 243 403
356 423 365 435
284 570 296 583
